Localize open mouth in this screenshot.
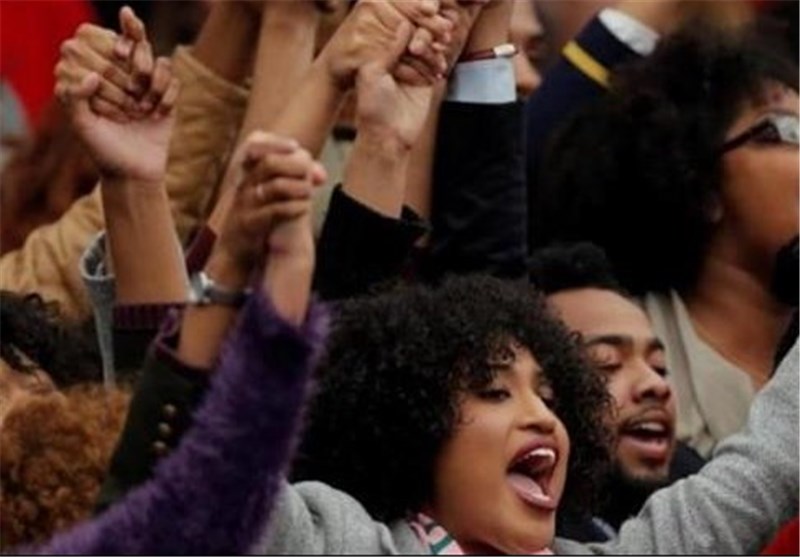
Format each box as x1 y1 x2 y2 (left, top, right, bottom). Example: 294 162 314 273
619 418 672 461
506 446 558 511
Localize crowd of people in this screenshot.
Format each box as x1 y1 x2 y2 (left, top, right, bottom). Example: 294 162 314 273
0 0 798 554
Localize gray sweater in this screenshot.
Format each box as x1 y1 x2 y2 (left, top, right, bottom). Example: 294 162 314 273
253 342 798 555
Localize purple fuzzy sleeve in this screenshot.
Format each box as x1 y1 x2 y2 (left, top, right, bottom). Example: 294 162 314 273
27 292 328 555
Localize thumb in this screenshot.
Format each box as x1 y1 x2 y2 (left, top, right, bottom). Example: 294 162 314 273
64 72 101 124
310 162 328 187
382 19 415 72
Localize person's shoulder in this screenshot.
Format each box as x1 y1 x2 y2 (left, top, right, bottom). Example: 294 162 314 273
254 481 420 554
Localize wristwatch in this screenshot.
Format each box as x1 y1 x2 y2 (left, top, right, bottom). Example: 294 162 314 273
460 43 518 63
188 271 251 308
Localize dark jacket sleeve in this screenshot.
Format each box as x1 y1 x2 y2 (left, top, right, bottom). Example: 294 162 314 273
94 225 222 510
314 185 427 301
27 293 327 555
526 16 642 249
425 101 527 281
94 330 210 513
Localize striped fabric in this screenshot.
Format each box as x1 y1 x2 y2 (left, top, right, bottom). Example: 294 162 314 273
409 513 464 555
562 41 611 89
408 513 554 555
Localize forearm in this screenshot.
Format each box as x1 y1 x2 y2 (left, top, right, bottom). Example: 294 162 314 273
343 130 412 219
264 249 314 327
271 53 346 159
212 3 321 217
239 3 320 138
429 100 527 279
313 187 427 301
101 179 188 304
404 84 446 222
191 2 260 85
176 248 250 369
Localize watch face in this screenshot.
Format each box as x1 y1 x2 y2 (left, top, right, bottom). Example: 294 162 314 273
189 272 249 307
189 272 211 305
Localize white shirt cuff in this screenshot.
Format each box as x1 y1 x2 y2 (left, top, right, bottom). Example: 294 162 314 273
446 58 516 104
599 8 660 56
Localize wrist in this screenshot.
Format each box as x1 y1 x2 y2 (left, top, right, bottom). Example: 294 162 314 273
101 176 164 203
267 218 316 263
358 124 415 155
315 47 352 94
204 247 252 292
464 4 512 54
342 133 411 218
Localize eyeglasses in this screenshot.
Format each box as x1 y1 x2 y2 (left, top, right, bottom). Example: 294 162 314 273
720 113 800 154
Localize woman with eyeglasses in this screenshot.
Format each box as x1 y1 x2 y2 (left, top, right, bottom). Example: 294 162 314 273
532 22 798 459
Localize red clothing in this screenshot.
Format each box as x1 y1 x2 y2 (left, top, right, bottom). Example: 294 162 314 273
761 517 799 556
1 0 96 128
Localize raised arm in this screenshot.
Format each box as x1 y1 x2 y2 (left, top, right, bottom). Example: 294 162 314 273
314 1 451 300
423 0 528 280
585 341 799 555
57 8 187 307
177 132 325 367
21 159 326 554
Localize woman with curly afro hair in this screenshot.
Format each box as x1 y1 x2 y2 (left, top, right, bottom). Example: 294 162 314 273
532 23 799 458
292 275 612 553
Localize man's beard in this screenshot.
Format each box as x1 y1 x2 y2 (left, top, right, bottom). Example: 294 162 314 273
597 461 672 531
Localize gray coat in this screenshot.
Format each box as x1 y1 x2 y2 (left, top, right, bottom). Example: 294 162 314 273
253 342 798 555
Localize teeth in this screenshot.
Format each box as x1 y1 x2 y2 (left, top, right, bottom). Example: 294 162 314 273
524 447 556 463
633 422 666 434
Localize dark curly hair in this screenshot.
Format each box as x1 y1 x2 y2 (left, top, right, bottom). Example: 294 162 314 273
532 23 798 295
528 242 625 297
292 274 611 522
0 291 100 387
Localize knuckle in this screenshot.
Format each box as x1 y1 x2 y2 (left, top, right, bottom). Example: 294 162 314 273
101 64 117 80
262 152 278 171
295 149 313 166
156 56 172 71
76 23 93 37
247 130 270 145
60 40 76 57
